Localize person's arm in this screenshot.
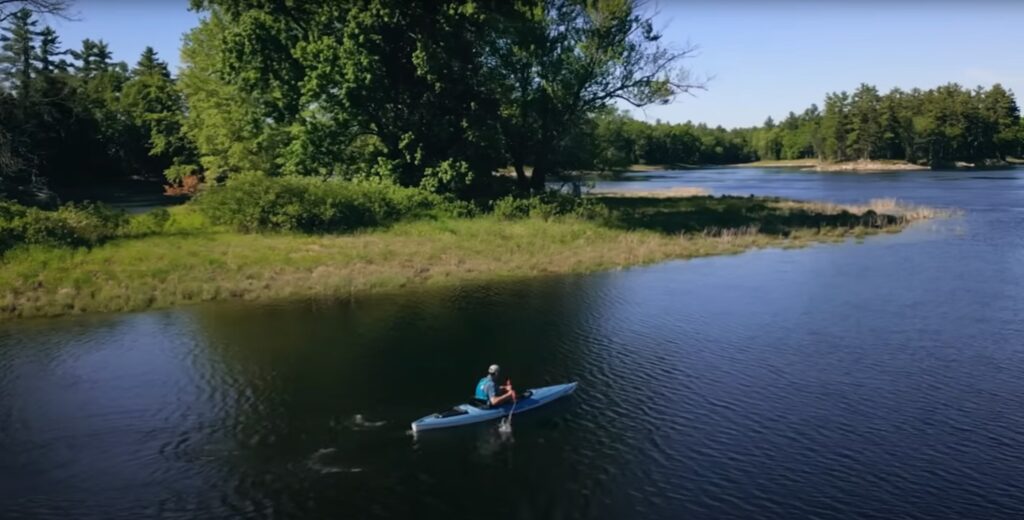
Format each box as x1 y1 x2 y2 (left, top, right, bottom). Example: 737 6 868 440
489 385 515 405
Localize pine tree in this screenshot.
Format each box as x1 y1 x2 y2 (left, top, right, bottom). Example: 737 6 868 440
121 46 192 177
982 84 1020 160
33 26 66 74
71 38 113 78
822 92 851 161
849 83 882 160
0 8 38 101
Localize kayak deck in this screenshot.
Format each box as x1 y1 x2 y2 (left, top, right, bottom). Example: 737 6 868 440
411 382 577 433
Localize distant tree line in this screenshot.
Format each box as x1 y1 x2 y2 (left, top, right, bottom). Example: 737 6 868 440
582 83 1023 171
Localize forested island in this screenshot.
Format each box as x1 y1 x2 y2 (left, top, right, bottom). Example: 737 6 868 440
0 1 994 318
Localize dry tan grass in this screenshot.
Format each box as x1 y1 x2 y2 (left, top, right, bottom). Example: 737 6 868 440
774 198 954 222
808 160 929 172
733 159 820 168
589 186 710 198
700 225 761 239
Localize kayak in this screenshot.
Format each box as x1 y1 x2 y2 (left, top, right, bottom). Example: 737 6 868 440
410 382 577 433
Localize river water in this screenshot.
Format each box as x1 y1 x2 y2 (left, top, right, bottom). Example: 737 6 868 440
2 167 1023 519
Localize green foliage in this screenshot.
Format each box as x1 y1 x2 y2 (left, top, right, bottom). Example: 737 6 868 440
490 0 702 190
584 83 1023 168
0 8 206 201
491 191 610 221
176 9 281 180
185 1 701 195
194 173 462 233
812 83 1021 166
120 47 196 176
123 207 171 236
0 199 126 253
420 159 475 195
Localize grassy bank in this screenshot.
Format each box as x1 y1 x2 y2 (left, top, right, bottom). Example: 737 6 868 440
0 195 945 319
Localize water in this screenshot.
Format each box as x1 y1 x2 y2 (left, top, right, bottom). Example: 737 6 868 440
2 167 1024 519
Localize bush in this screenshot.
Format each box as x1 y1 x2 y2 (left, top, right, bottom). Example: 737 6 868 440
0 200 126 254
491 196 532 220
490 191 611 221
195 174 459 233
124 208 172 237
57 202 128 243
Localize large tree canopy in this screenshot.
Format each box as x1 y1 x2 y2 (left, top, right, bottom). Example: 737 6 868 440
489 0 702 190
185 0 701 195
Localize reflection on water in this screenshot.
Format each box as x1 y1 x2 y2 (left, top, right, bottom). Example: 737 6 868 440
2 167 1024 519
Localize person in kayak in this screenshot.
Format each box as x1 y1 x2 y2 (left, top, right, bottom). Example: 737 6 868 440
474 364 515 407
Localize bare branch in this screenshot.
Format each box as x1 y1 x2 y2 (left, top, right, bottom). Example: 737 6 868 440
0 0 74 23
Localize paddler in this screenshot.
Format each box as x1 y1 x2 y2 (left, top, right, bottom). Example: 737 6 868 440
474 364 515 407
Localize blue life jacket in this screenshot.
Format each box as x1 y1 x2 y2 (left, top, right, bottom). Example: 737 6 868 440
475 376 493 401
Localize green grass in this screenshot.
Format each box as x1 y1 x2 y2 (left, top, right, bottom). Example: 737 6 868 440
0 196 943 319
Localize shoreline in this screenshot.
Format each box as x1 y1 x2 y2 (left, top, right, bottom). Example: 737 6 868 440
0 196 945 320
734 158 1023 172
732 159 928 171
807 160 928 172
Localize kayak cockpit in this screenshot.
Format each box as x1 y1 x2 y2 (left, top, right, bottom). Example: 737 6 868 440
434 407 470 419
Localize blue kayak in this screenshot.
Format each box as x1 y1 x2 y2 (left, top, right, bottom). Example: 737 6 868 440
411 382 577 433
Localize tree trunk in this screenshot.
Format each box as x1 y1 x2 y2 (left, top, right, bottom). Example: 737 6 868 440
529 155 548 193
513 160 529 193
529 166 547 193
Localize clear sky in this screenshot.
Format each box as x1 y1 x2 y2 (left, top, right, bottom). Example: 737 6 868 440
43 0 1024 129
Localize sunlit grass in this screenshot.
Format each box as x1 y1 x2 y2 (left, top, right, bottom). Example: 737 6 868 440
0 196 949 319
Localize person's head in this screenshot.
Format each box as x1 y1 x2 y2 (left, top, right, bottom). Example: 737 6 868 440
488 364 500 379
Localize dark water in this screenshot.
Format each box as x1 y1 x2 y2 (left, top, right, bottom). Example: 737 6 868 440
3 167 1024 519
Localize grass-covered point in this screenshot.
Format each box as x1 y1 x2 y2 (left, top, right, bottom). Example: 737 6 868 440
0 177 946 319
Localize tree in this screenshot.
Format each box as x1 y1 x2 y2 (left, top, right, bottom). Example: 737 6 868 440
0 0 70 23
879 88 913 161
821 91 851 161
121 47 194 178
491 0 703 191
589 108 637 170
190 1 506 197
0 8 36 101
70 38 114 78
33 25 65 74
176 8 280 181
980 84 1020 160
849 83 881 160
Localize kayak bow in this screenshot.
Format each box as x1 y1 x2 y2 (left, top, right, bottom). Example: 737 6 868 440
411 382 577 433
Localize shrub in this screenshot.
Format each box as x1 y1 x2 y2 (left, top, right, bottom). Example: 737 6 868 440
124 208 172 237
491 196 532 220
56 202 128 243
490 191 612 221
0 200 126 254
195 174 456 233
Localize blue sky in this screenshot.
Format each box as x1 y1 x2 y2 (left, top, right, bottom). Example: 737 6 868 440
44 0 1024 128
